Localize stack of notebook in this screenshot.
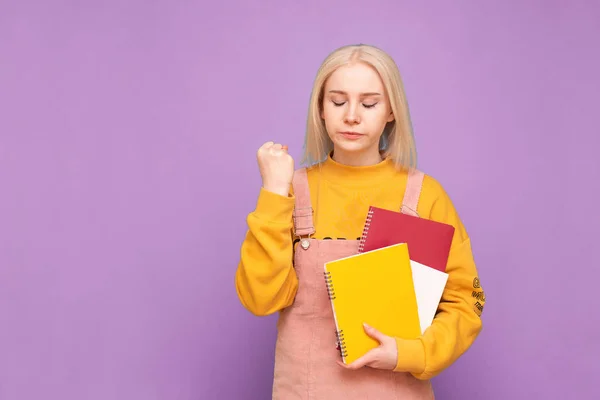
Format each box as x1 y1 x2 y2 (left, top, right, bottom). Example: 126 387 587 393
324 206 455 365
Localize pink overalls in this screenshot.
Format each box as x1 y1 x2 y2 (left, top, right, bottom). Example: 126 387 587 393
271 167 435 399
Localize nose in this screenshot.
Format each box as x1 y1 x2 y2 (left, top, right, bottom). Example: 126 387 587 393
344 108 360 125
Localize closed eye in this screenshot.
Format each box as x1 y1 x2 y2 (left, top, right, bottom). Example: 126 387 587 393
331 100 378 108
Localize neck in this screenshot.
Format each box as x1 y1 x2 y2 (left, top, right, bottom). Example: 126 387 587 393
331 147 383 167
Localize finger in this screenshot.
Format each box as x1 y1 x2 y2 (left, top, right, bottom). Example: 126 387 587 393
339 349 377 370
260 141 275 150
363 323 387 344
281 145 288 152
271 143 283 151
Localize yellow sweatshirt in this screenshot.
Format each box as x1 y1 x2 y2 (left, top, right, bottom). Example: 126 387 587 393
235 154 485 381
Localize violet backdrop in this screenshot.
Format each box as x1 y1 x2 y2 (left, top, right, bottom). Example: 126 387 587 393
1 1 598 399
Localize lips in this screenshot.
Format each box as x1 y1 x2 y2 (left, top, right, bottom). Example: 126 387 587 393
339 132 362 140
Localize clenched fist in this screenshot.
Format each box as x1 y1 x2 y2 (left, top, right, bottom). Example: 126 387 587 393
257 141 294 197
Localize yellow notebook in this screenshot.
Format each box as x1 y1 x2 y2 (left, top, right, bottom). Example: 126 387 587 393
324 242 421 365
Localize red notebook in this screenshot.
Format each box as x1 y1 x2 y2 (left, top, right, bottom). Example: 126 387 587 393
358 206 455 272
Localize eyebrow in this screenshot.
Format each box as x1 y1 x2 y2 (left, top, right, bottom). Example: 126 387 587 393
328 90 382 96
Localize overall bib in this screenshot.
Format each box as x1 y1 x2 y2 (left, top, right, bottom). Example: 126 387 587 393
271 168 435 400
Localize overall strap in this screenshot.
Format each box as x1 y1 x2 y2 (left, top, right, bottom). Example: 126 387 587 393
400 169 425 217
291 168 315 237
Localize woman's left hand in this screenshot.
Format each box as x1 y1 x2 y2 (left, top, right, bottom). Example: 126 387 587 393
337 323 398 371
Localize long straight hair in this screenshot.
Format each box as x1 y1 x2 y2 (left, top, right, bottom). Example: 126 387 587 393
301 44 417 171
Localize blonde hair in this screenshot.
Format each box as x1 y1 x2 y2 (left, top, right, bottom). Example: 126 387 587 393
301 44 417 171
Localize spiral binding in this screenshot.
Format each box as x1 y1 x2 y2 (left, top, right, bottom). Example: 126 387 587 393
325 272 348 359
335 329 348 358
357 207 374 253
324 271 335 300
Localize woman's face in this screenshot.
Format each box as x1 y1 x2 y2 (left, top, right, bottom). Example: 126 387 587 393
321 62 394 163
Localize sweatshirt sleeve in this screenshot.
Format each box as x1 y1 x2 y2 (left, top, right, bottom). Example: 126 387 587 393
393 177 486 380
234 187 298 316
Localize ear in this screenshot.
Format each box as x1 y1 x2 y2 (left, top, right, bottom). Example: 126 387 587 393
387 111 394 122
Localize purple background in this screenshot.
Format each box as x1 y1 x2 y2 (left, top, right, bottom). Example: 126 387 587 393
1 1 599 399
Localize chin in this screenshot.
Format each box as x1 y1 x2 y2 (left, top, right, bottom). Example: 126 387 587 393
337 145 367 154
332 138 370 153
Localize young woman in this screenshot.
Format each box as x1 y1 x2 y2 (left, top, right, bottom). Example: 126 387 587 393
235 44 485 399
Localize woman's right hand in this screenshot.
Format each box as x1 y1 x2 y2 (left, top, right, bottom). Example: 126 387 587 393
257 141 294 197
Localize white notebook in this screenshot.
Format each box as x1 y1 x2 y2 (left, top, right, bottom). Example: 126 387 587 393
410 260 449 334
